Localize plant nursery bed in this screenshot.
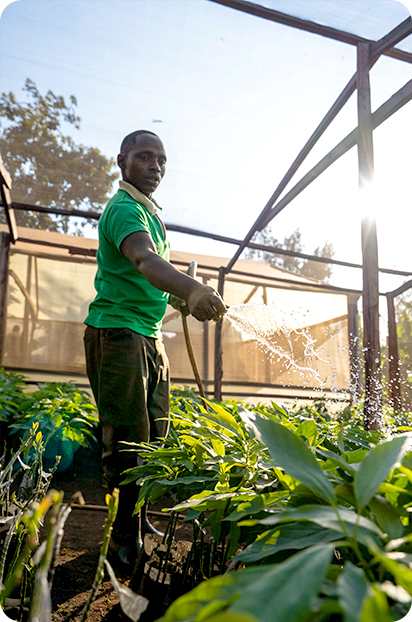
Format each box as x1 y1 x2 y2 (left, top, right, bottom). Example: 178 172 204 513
47 468 194 622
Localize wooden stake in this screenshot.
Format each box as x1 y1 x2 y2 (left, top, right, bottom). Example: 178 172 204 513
357 42 382 430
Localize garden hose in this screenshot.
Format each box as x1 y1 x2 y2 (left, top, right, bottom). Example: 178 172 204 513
182 261 208 410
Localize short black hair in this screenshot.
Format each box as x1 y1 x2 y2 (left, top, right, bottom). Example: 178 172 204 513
120 130 160 155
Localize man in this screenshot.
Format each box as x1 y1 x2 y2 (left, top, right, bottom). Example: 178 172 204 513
84 130 227 568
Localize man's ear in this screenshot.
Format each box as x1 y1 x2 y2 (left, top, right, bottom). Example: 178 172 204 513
117 153 125 170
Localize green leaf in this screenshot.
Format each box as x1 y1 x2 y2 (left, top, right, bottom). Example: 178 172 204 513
372 549 412 594
239 504 383 539
337 562 369 622
337 427 347 457
368 496 404 540
157 476 217 487
172 490 245 512
360 586 392 622
236 522 341 562
224 491 289 522
246 413 336 503
296 419 317 442
315 446 356 474
162 544 334 622
204 402 245 439
211 439 225 457
227 522 241 559
354 434 412 509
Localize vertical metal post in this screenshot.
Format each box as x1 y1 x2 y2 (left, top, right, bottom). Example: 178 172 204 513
202 276 210 390
357 41 382 430
386 294 402 411
214 267 226 401
22 255 33 366
347 294 361 402
0 232 11 364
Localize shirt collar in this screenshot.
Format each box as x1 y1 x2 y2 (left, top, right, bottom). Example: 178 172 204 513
119 180 162 215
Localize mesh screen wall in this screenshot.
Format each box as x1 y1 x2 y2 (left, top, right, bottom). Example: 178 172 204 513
3 230 351 399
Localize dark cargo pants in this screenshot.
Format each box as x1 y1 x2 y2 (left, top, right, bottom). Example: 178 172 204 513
83 325 170 539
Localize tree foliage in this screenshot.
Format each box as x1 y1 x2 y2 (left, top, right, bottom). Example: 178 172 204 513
395 294 412 405
0 79 118 233
244 227 335 283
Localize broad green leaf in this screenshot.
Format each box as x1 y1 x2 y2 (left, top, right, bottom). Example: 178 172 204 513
354 434 412 509
347 448 369 463
230 544 334 622
368 496 404 540
397 464 412 485
224 492 289 522
247 414 336 503
203 402 245 439
172 491 253 512
227 521 241 559
315 447 356 474
161 544 334 622
377 482 412 497
296 419 317 442
208 507 225 542
360 587 392 622
335 483 356 505
236 522 341 562
211 439 225 456
157 476 216 486
338 427 347 458
337 562 369 622
239 504 383 538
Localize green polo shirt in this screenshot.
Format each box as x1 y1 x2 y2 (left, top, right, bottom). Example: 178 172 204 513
85 188 170 338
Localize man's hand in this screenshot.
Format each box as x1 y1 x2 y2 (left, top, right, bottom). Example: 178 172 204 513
187 286 227 322
169 294 190 316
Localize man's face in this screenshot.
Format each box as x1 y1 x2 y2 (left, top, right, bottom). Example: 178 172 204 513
117 134 167 197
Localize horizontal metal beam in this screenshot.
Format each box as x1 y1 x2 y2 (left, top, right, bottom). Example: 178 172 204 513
209 0 412 64
386 279 412 299
6 208 412 278
11 201 100 220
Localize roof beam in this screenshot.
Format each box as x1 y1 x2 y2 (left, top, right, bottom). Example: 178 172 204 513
224 17 412 272
209 0 412 64
257 78 412 230
370 16 412 59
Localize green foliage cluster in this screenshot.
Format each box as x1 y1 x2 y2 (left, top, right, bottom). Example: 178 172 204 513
0 368 99 472
121 389 412 622
0 426 128 622
0 421 59 615
395 295 412 406
0 79 118 233
0 370 126 621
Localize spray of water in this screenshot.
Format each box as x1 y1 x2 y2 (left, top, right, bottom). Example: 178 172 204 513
225 302 327 387
224 302 409 433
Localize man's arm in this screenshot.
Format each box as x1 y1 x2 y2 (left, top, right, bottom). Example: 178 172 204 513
120 231 227 322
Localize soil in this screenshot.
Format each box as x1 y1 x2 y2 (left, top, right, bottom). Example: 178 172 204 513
21 445 194 622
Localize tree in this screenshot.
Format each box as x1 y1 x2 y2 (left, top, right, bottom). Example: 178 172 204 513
244 227 335 283
394 294 412 406
0 79 118 233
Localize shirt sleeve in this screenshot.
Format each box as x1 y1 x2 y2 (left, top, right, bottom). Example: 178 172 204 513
105 197 151 251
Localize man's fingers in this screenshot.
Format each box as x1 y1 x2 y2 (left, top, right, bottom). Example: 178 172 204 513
210 294 227 315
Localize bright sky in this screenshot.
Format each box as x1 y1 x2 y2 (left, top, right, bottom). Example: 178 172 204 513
0 0 411 295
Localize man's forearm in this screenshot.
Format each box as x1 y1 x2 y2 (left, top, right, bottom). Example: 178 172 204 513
137 250 203 302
